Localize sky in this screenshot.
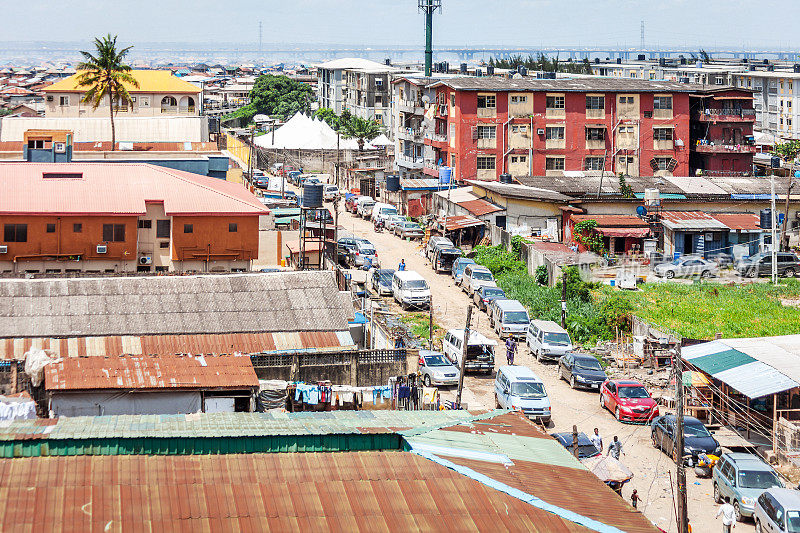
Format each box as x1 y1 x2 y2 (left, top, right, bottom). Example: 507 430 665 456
3 0 800 49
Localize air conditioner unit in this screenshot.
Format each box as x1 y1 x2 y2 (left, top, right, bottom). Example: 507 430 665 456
537 128 545 135
139 256 152 265
96 245 108 254
46 95 54 102
0 246 7 254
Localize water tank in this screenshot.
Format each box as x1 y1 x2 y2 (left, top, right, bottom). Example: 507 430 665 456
637 54 646 61
487 65 495 76
386 175 401 192
764 59 770 65
644 188 661 207
384 58 391 66
475 68 483 77
760 209 772 229
302 182 323 208
460 63 468 74
616 58 622 64
794 64 800 73
680 56 687 65
595 58 600 64
499 173 513 184
767 65 775 72
518 66 527 76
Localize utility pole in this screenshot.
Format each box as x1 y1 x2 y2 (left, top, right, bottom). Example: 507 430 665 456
258 21 263 53
455 305 472 409
418 0 442 77
247 128 255 186
781 161 795 252
571 425 579 459
771 172 778 285
674 340 688 533
561 268 567 329
429 295 434 350
640 21 645 51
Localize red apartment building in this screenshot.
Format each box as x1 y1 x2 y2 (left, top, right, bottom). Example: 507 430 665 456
423 78 754 181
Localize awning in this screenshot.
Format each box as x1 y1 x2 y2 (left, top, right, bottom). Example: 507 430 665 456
653 124 676 128
712 95 750 100
595 226 650 238
584 124 607 128
443 215 484 231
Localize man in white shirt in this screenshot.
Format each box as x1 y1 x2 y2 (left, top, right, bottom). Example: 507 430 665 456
590 428 603 452
716 496 736 532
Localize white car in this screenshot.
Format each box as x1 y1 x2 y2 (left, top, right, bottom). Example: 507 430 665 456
460 264 497 296
386 215 406 232
323 185 340 201
653 256 718 279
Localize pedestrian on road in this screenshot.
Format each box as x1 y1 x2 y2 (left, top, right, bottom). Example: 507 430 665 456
590 428 603 453
716 496 736 532
398 259 406 271
505 337 516 365
363 254 373 271
607 435 623 460
630 489 639 509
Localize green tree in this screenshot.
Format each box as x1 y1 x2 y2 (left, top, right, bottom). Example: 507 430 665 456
314 108 341 130
341 116 382 150
225 74 314 123
76 34 138 150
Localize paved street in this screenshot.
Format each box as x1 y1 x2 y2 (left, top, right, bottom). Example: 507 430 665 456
335 203 754 533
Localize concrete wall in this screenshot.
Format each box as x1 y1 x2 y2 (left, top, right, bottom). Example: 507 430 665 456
1 116 209 143
44 92 200 118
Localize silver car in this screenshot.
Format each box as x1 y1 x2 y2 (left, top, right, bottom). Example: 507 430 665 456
418 350 460 387
653 256 718 279
394 221 424 239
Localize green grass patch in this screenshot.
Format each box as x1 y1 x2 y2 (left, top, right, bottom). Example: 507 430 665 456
400 312 443 341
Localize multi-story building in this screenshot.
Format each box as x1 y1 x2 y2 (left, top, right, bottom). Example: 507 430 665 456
316 58 398 126
422 77 754 181
42 70 202 117
690 89 757 176
392 76 436 179
730 70 800 139
0 162 267 274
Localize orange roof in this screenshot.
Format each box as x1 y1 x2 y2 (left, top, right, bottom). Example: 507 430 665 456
0 162 268 216
44 354 258 391
709 213 761 231
570 214 648 227
43 69 201 94
457 198 504 217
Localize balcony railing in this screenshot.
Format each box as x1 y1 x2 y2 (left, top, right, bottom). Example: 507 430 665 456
398 99 424 113
700 108 756 117
693 141 757 153
397 127 424 141
396 154 425 169
424 131 448 143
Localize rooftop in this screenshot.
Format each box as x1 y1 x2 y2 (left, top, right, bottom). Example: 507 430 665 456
430 76 736 93
43 69 201 94
316 57 398 73
467 180 574 202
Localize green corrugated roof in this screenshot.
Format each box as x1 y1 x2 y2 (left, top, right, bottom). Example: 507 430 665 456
688 348 755 375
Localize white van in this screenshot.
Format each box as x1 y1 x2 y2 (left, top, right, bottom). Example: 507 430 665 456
391 270 431 310
755 488 800 533
490 299 530 339
442 328 496 374
495 365 551 424
356 197 376 218
526 320 574 362
460 264 497 296
371 202 398 223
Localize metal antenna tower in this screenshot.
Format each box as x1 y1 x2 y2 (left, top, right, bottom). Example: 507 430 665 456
418 0 442 76
259 21 263 53
640 20 645 50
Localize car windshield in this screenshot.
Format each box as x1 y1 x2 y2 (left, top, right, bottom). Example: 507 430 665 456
473 271 493 281
671 258 685 265
378 271 394 282
618 386 650 399
406 280 428 290
511 381 546 398
424 354 450 367
787 511 800 533
543 332 571 345
737 469 782 489
504 311 530 324
684 422 712 438
360 247 376 255
484 288 505 298
574 358 603 371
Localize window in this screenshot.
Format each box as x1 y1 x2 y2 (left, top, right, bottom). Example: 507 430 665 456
137 219 152 229
715 77 724 85
102 224 126 242
139 96 150 107
73 223 82 233
619 96 634 104
183 224 193 234
59 96 69 106
476 156 496 170
228 223 238 232
619 156 634 164
653 96 673 110
585 157 605 170
375 78 383 87
586 127 605 140
159 241 169 249
477 125 496 139
156 220 171 239
28 139 44 149
511 156 527 164
545 126 564 140
511 125 527 133
511 95 527 103
450 94 455 107
477 95 496 109
654 157 672 170
546 157 565 170
46 223 56 233
3 224 27 242
586 96 605 110
654 127 674 140
451 154 456 167
546 95 565 109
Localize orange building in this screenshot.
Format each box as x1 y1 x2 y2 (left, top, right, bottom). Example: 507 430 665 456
0 163 268 274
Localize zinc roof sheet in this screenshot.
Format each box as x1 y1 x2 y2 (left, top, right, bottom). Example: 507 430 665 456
457 199 505 217
709 213 762 231
660 211 730 231
443 215 484 231
43 70 201 93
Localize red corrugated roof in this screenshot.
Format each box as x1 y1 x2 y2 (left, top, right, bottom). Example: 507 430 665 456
570 214 648 227
44 354 258 391
0 163 268 216
443 215 484 231
595 227 651 238
457 199 504 217
709 213 761 231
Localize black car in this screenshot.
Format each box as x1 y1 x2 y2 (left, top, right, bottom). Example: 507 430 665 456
736 252 800 278
651 414 721 462
558 353 607 390
337 237 367 265
550 432 601 459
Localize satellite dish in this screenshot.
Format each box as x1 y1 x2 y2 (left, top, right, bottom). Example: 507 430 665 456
636 206 648 217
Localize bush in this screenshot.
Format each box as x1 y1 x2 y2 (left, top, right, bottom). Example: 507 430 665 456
472 245 526 277
534 265 548 286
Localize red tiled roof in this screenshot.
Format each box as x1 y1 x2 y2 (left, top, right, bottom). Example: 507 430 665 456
570 214 648 227
0 452 591 532
457 199 504 217
0 86 33 95
709 213 761 231
0 162 268 216
44 354 258 391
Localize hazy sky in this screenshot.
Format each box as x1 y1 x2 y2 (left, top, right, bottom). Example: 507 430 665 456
4 0 799 49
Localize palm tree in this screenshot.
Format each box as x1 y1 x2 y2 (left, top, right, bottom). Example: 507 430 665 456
76 35 138 150
341 116 382 150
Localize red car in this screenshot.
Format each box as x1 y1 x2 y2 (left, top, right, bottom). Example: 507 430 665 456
600 379 659 423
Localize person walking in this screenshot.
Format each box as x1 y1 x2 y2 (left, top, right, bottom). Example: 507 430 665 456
590 428 603 453
398 259 406 271
716 496 736 532
630 489 639 509
505 337 516 365
607 435 623 460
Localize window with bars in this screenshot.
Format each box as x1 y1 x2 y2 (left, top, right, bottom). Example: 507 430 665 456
545 157 565 170
546 95 565 109
156 220 171 239
511 95 527 103
584 157 605 170
477 125 496 139
653 96 673 110
511 156 528 164
653 128 674 141
586 127 605 140
654 157 673 170
477 95 496 109
477 156 496 170
545 126 564 140
586 96 605 110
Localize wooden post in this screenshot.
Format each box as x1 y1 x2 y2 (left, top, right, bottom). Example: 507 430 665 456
773 395 778 455
572 425 579 459
455 306 473 409
429 295 434 350
675 341 688 533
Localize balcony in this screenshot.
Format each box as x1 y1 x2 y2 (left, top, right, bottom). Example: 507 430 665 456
396 127 424 142
397 99 424 115
693 141 757 154
396 153 425 170
696 108 756 123
424 131 448 148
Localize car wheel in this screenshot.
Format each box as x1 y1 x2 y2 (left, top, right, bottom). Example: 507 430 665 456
713 483 721 504
785 267 796 278
536 350 543 362
424 375 431 387
651 432 660 449
615 407 621 421
600 393 605 409
747 268 758 278
734 501 743 522
570 376 576 389
665 270 675 279
756 519 763 533
701 270 711 278
495 395 501 409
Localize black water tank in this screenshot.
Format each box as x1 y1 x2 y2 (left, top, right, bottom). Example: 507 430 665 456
638 54 646 61
519 66 527 76
487 65 495 75
760 209 772 229
595 57 600 64
302 182 323 208
680 56 687 65
764 59 770 65
771 155 782 168
616 58 622 64
460 63 468 74
499 173 513 184
794 64 800 73
768 65 775 72
384 58 391 66
386 175 401 192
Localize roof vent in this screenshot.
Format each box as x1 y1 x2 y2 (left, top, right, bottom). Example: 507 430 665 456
42 172 83 180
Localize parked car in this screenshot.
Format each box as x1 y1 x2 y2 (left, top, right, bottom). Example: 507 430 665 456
452 257 476 282
755 488 800 533
425 236 454 260
308 208 334 224
418 350 459 387
432 246 462 272
526 320 574 363
736 252 800 278
714 452 785 521
394 221 424 240
391 270 431 310
386 215 406 232
558 353 607 390
349 240 379 268
337 237 366 264
345 194 363 214
368 268 395 296
707 251 735 267
370 202 398 223
653 255 719 279
651 414 721 462
355 197 376 218
442 329 496 374
473 285 506 311
489 299 530 339
494 365 551 424
599 379 659 423
323 184 340 202
550 432 601 459
460 264 496 295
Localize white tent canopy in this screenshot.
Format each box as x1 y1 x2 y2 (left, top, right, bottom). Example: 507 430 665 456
254 112 376 150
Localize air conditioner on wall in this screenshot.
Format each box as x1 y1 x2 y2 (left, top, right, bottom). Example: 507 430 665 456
96 245 107 254
139 256 152 265
537 128 545 135
0 246 7 254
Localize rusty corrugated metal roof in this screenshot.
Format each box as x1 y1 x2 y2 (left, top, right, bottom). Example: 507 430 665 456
709 213 761 231
442 215 484 231
570 214 648 227
457 199 504 217
44 354 258 391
